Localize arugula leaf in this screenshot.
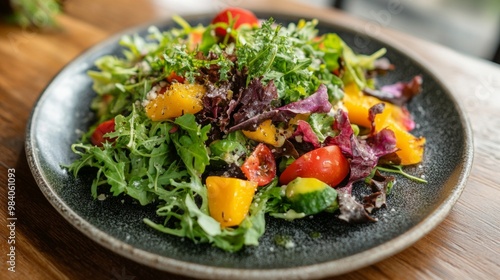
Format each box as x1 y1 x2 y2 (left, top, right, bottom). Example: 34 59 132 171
67 105 185 205
184 194 221 236
172 114 211 178
144 189 218 242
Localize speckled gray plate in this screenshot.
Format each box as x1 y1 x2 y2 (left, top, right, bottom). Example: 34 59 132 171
26 12 473 280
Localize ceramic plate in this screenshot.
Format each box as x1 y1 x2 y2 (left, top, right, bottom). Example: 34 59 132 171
26 12 473 279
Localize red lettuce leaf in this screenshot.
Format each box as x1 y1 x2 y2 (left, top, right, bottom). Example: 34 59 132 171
277 84 332 114
363 170 395 213
399 106 416 131
195 60 247 137
228 84 332 132
292 120 321 149
338 192 377 223
232 79 278 125
198 77 277 136
327 107 397 193
327 106 397 223
363 75 423 107
198 83 232 132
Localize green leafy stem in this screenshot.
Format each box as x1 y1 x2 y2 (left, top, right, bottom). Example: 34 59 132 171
376 165 428 183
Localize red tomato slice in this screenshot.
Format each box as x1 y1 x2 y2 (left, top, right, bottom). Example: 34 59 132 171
241 143 276 187
166 71 185 84
90 119 116 147
279 145 349 187
211 8 259 37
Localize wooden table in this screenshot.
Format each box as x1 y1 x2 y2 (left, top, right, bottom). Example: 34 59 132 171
1 0 499 279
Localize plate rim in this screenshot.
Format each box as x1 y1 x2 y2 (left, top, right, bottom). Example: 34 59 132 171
25 11 474 279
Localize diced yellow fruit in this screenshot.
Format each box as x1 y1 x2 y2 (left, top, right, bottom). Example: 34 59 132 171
343 83 393 129
145 83 206 121
206 176 257 228
243 119 291 147
343 82 425 165
387 122 426 165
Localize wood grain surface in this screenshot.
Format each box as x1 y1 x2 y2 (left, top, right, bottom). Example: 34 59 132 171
1 0 499 279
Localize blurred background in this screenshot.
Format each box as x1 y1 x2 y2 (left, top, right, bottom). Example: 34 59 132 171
151 0 500 64
302 0 500 64
1 0 499 63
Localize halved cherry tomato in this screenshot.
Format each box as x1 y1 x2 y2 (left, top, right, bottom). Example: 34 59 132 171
241 143 276 186
90 119 116 146
211 8 259 37
279 145 349 187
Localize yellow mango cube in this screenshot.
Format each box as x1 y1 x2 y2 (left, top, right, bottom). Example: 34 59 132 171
243 120 282 146
243 119 295 147
206 176 257 228
145 83 206 121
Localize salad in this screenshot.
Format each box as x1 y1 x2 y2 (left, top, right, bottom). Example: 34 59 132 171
68 8 426 252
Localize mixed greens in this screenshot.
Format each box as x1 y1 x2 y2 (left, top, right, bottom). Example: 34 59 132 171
67 8 425 252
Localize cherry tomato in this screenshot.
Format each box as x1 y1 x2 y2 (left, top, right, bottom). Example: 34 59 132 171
90 119 116 146
241 143 276 187
279 145 349 187
211 8 259 37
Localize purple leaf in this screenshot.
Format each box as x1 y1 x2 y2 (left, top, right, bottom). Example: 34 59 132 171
363 75 423 107
270 140 300 159
228 84 332 132
325 109 353 156
326 107 397 190
363 170 395 213
195 67 247 136
232 78 278 124
292 120 320 149
368 128 398 157
373 57 395 73
328 106 398 223
399 106 416 131
277 84 332 114
368 103 385 136
338 191 377 223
